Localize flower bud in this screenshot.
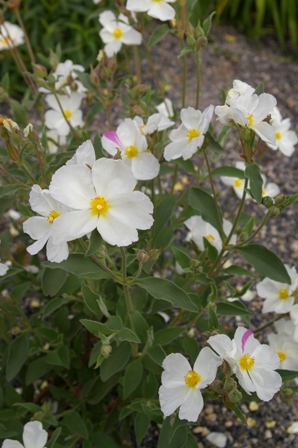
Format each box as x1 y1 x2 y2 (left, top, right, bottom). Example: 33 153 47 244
274 194 289 207
224 376 237 392
262 196 274 208
32 63 47 78
222 359 233 376
269 205 280 216
137 249 149 264
197 36 208 49
227 388 242 403
148 249 161 262
101 344 112 358
11 326 21 336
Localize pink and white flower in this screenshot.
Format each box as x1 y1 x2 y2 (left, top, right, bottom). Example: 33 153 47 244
164 105 214 161
126 0 176 21
256 264 298 314
49 158 154 247
208 327 282 401
99 11 142 58
2 421 48 448
23 185 70 263
159 348 221 422
102 118 160 180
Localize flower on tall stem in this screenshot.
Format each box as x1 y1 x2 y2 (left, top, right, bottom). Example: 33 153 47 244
208 327 282 401
102 118 160 180
49 157 154 247
0 21 24 51
164 105 214 161
44 92 84 136
159 348 221 422
267 106 298 157
99 11 142 58
126 0 177 22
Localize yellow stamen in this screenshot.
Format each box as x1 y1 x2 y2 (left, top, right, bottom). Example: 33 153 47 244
239 354 255 371
47 210 61 224
262 188 266 196
125 145 138 158
113 28 123 39
206 234 215 241
275 131 282 140
247 114 254 127
64 110 72 119
1 36 12 46
234 179 242 188
278 289 289 300
90 196 110 216
187 128 199 141
277 351 286 363
184 370 201 388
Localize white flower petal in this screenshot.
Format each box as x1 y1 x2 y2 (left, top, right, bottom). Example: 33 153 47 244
23 421 48 448
178 388 204 422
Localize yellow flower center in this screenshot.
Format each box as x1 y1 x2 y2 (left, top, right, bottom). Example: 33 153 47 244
113 28 123 39
47 210 61 224
184 370 201 388
187 129 200 141
278 289 289 300
90 196 110 216
64 110 72 119
275 131 282 140
262 188 266 196
125 145 138 158
234 179 242 187
247 114 254 127
239 354 255 371
277 351 286 363
1 36 12 46
206 234 215 241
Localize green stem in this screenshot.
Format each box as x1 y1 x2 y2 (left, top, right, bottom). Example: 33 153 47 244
254 314 285 334
80 239 121 283
141 31 163 96
234 210 271 248
0 165 29 187
179 38 187 108
15 8 36 65
195 51 200 109
203 150 224 238
171 165 179 194
133 45 142 84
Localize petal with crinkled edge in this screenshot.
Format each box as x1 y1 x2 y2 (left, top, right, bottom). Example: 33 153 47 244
23 421 48 448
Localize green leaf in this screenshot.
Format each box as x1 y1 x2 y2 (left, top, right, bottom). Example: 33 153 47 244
47 428 62 448
100 342 131 382
277 369 298 382
93 132 104 159
25 356 49 384
217 301 249 317
134 412 150 446
85 229 102 256
136 277 198 312
43 254 110 279
64 411 88 439
147 345 166 366
41 267 67 296
148 24 171 47
80 319 113 338
157 416 188 448
189 187 222 232
153 328 184 346
123 359 143 398
236 244 291 284
130 311 150 342
223 265 254 277
205 131 224 153
172 246 190 270
245 162 263 203
118 328 141 343
6 332 29 381
42 297 70 318
81 283 101 316
211 166 245 178
13 402 41 413
254 82 264 95
0 184 24 198
208 304 219 330
154 194 176 235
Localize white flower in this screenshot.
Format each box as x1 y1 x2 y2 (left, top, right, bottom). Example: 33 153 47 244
287 421 298 434
53 59 87 95
220 161 249 200
159 348 221 422
44 92 84 136
23 123 33 138
66 139 96 167
215 80 255 126
133 113 174 135
267 107 298 157
184 216 236 253
156 98 174 118
267 330 298 371
0 262 9 276
164 105 214 161
49 158 154 247
45 129 66 154
290 305 298 343
101 118 160 180
23 185 70 263
208 327 282 401
0 22 24 50
256 264 298 314
126 0 176 21
93 0 102 3
2 421 48 448
99 11 142 58
261 175 280 199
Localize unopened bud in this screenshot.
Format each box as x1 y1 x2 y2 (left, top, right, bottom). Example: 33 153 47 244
262 196 274 208
190 258 200 269
90 65 100 85
269 205 280 216
11 326 21 336
222 360 233 376
148 249 161 262
197 36 208 49
96 49 105 63
49 50 59 69
23 123 33 138
274 194 289 207
283 388 294 397
224 377 237 392
101 344 112 358
32 63 47 78
137 250 149 264
227 388 242 403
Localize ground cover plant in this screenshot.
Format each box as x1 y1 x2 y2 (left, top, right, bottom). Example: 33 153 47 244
0 0 298 447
